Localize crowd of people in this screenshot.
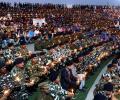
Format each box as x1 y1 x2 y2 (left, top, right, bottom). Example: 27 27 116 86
0 2 120 100
94 56 120 100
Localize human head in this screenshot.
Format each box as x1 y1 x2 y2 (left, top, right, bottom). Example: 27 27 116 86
14 57 24 69
30 54 38 63
94 93 107 100
8 43 14 49
20 42 26 48
0 62 7 74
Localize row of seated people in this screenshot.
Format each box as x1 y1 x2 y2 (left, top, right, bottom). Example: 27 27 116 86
93 56 120 100
0 29 119 100
1 27 119 72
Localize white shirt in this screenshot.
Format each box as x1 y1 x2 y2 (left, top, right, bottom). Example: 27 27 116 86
34 30 40 36
71 65 77 77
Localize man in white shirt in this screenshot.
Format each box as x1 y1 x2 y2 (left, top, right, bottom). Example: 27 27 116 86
70 63 86 91
34 28 40 37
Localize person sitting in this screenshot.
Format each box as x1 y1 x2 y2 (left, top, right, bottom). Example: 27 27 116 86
38 80 74 100
71 60 86 91
0 61 13 100
60 61 80 92
10 57 35 87
27 28 35 43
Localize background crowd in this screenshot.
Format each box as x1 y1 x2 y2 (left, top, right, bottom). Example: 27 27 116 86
0 2 120 100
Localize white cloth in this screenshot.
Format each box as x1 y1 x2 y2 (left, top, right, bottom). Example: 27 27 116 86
71 66 86 89
34 30 40 36
77 74 86 89
71 65 77 77
77 74 85 81
79 80 85 89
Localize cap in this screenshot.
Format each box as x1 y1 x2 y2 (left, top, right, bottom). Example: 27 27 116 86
14 57 24 65
107 64 112 69
94 93 107 100
30 54 37 59
66 61 73 66
103 82 113 91
20 42 26 46
8 43 14 47
0 61 5 69
112 59 118 64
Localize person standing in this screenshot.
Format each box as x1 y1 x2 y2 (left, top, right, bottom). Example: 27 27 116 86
60 61 79 91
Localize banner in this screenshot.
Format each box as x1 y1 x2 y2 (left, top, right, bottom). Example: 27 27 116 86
33 18 47 26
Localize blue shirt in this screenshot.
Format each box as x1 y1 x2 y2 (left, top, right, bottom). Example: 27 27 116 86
28 31 34 38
